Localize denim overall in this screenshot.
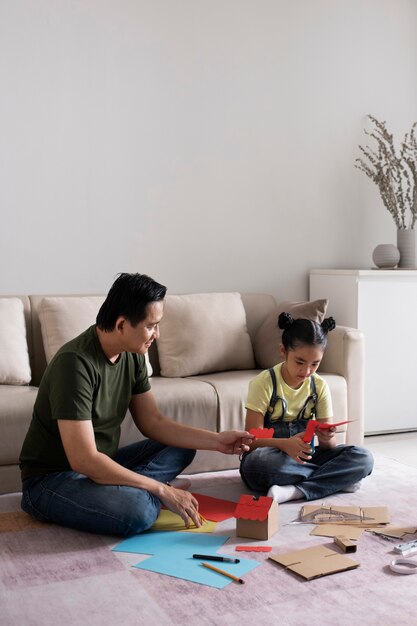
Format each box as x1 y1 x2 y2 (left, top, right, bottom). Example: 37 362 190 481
264 366 318 442
240 367 374 500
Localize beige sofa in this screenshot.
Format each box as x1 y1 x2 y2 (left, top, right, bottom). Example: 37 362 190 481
0 293 365 495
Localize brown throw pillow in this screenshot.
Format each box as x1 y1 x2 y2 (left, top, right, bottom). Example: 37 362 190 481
253 299 329 369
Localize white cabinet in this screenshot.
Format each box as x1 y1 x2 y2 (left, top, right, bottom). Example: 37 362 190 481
310 269 417 435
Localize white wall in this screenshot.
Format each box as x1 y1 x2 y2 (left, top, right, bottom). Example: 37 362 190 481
1 0 416 300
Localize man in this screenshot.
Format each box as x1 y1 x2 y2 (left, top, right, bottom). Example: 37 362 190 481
20 273 253 537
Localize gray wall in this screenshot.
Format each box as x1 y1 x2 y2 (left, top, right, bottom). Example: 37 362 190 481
1 0 416 300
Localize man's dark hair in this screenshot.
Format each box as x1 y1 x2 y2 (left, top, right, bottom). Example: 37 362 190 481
96 273 167 331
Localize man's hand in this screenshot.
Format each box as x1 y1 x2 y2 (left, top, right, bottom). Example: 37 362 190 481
158 485 202 528
216 430 254 455
280 432 312 464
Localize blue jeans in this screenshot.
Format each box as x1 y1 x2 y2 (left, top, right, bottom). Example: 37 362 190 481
21 439 196 537
239 421 374 500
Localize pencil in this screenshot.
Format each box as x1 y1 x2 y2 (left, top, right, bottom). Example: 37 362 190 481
201 562 245 584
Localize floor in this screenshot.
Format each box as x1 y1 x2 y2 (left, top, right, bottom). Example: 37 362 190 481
365 431 417 468
2 449 417 626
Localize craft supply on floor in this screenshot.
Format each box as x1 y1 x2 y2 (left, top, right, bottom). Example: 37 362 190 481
235 545 272 552
201 562 245 584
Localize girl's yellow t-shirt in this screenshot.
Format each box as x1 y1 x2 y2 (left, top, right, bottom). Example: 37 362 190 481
245 362 332 422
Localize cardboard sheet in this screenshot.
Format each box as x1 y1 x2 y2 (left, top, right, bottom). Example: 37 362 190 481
366 525 417 539
310 524 364 540
269 544 359 580
300 504 389 526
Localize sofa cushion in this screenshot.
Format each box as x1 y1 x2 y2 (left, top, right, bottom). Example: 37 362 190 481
157 293 255 377
192 370 261 431
253 299 329 369
39 296 153 376
0 385 38 461
0 298 31 385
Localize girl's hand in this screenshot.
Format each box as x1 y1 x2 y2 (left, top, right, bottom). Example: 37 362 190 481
316 425 337 449
280 432 312 464
216 430 254 455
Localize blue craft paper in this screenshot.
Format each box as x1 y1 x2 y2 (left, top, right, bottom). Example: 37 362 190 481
133 554 260 588
112 531 228 556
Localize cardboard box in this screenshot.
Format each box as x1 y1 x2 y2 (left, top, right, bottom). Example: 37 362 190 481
269 544 359 580
300 504 389 527
234 495 279 540
334 535 357 553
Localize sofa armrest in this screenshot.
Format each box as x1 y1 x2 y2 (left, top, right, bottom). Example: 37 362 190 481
319 326 364 446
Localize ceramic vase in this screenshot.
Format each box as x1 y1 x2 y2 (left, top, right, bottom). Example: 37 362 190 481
397 228 416 269
372 244 400 269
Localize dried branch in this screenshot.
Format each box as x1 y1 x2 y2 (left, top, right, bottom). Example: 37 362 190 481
355 115 417 229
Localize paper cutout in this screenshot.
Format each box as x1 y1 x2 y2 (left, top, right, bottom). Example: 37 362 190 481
234 495 274 522
318 420 354 430
303 419 354 443
134 553 260 588
113 530 260 588
249 427 274 438
303 419 318 443
269 545 359 580
236 545 272 552
310 524 363 540
150 509 217 533
113 530 229 556
300 504 389 527
191 493 238 522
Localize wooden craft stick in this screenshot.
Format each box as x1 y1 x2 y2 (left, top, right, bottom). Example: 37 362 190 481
201 562 245 584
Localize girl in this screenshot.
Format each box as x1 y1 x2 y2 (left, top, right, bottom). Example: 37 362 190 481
240 312 374 503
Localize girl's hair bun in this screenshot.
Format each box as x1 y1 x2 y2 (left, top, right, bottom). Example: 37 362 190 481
278 311 294 330
321 316 336 333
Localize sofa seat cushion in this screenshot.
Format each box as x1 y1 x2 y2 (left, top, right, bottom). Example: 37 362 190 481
0 386 39 463
119 377 219 448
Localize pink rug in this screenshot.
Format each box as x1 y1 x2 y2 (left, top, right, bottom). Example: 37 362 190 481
1 453 417 626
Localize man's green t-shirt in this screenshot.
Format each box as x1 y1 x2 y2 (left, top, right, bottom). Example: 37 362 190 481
19 325 151 481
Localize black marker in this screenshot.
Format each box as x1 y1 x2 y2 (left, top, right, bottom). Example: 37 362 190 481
192 554 240 564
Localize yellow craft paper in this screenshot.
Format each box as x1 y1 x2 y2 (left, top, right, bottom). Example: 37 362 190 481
150 509 217 533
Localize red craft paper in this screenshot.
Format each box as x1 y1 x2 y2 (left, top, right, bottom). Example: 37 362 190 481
304 419 354 442
249 427 274 439
234 495 274 522
191 493 237 522
303 419 318 443
318 420 354 430
236 546 273 552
